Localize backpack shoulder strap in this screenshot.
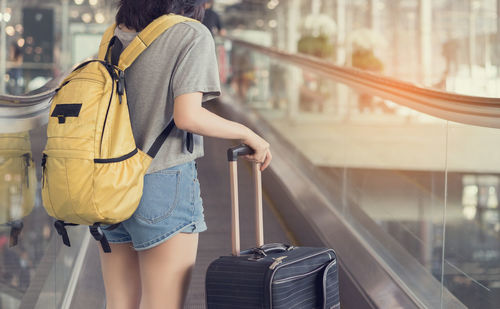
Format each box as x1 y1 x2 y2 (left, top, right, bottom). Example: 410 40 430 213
98 24 117 61
117 14 198 71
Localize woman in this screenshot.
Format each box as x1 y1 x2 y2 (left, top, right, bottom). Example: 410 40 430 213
99 1 272 309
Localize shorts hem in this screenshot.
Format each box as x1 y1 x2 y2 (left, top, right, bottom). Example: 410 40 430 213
133 220 207 251
107 236 132 244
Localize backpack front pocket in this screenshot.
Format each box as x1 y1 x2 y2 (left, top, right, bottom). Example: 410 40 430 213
48 76 106 140
42 153 96 225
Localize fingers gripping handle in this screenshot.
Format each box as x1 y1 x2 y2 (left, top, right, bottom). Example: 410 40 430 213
227 144 254 161
228 144 264 256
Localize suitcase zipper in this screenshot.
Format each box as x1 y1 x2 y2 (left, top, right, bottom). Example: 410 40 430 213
272 262 330 284
269 256 287 270
270 249 333 276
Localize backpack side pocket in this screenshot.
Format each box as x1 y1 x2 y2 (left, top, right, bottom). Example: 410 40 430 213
93 148 152 224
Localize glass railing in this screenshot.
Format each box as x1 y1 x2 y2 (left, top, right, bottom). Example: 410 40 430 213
222 0 500 97
0 1 114 307
0 126 89 308
218 37 500 308
0 0 114 96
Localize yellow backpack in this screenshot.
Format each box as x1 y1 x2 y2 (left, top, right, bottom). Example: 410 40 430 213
41 15 197 252
0 132 36 246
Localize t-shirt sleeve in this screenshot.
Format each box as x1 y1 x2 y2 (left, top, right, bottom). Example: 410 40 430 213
172 28 221 102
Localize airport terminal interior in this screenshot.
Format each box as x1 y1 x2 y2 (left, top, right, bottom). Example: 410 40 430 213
0 0 499 308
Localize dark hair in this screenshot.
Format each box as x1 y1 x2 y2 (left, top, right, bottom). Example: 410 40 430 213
116 0 206 32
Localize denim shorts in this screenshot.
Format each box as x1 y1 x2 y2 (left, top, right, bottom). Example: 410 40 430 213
102 160 207 251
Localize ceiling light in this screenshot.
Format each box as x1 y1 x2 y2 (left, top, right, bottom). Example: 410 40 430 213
95 12 105 24
82 13 92 23
5 26 14 36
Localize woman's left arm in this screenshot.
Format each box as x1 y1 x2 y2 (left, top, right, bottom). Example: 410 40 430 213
173 92 272 170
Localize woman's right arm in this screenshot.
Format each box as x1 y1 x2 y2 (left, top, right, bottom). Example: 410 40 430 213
173 92 272 171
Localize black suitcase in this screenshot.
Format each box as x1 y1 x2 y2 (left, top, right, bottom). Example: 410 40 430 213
205 145 340 309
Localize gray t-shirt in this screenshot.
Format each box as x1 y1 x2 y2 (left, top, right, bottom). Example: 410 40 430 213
114 21 221 173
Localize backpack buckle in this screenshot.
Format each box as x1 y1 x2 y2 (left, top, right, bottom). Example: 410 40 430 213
117 70 125 96
89 223 104 241
90 223 112 253
116 70 125 104
54 220 73 247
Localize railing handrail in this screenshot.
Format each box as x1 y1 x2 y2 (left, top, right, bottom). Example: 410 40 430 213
0 78 61 107
0 61 77 133
3 38 500 129
227 37 500 129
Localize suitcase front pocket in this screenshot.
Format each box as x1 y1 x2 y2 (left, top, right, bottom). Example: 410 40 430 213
272 263 326 309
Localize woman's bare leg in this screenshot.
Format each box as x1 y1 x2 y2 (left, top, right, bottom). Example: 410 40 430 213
98 243 141 309
138 232 199 309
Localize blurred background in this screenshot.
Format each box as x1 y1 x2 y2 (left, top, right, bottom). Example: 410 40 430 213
0 1 499 308
0 0 497 96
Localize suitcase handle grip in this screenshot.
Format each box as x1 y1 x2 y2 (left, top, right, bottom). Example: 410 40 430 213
254 243 293 256
227 144 254 161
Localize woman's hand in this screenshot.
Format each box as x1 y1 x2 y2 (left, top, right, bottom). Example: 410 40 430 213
243 132 272 171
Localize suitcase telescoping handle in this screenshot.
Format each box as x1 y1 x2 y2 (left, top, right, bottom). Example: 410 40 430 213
227 144 264 256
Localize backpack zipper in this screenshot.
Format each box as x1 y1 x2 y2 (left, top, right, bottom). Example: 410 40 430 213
99 66 116 156
55 78 104 93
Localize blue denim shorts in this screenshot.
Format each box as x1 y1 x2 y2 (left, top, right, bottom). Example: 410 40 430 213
102 160 207 251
